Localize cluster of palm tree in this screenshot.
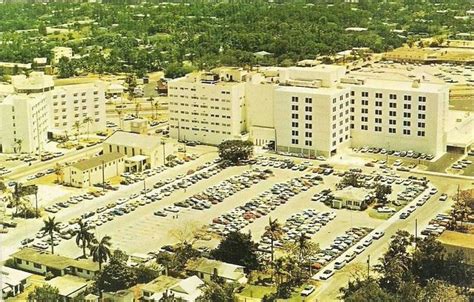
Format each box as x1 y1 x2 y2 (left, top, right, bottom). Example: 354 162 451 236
40 216 112 271
72 117 94 142
263 217 319 290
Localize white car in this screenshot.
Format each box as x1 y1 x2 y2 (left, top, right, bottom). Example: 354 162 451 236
319 269 335 280
164 206 180 213
439 194 448 201
301 285 315 296
334 260 346 270
377 207 396 213
372 231 384 239
33 241 49 250
354 245 365 254
429 187 438 195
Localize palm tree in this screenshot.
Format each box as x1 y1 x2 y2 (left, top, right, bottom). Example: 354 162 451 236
116 108 123 129
75 220 94 259
54 163 64 184
82 117 93 141
264 217 283 265
13 138 23 154
72 121 82 142
90 235 112 270
11 183 27 216
40 216 61 254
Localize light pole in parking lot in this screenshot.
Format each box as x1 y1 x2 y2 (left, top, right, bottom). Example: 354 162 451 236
161 140 166 166
101 160 105 193
367 254 371 279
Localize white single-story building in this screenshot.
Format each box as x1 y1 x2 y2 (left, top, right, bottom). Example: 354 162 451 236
185 258 247 284
1 266 32 299
46 275 90 302
64 152 125 188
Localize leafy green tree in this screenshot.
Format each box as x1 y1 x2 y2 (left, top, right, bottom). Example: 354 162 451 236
218 140 253 164
196 280 236 302
57 57 75 78
94 257 137 293
28 284 60 302
211 231 260 272
375 184 392 204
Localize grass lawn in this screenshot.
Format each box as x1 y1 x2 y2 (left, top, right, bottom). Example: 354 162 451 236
368 208 392 220
239 285 276 299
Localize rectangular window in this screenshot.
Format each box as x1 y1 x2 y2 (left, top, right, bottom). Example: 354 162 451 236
403 129 411 135
375 101 382 107
305 98 312 104
292 122 298 128
305 106 312 112
375 93 383 98
361 116 368 122
305 115 312 121
362 92 368 97
291 105 298 111
403 121 411 127
389 119 396 125
418 96 426 102
375 118 382 123
305 140 312 146
389 94 397 100
418 122 425 128
389 103 397 108
362 100 368 106
291 113 299 119
305 132 312 138
375 110 382 115
404 95 412 101
417 131 425 137
305 123 312 129
389 128 396 133
389 111 396 117
291 139 299 144
418 114 426 119
291 96 298 103
418 105 426 111
375 126 382 132
361 125 368 130
292 130 299 136
403 112 411 118
404 104 411 110
361 108 368 114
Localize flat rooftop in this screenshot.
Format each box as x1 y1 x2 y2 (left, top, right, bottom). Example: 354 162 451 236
350 78 449 93
275 84 347 95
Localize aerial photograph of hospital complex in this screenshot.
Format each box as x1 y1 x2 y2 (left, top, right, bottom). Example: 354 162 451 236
0 0 473 301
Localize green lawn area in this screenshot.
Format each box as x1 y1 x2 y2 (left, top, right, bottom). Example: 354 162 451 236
426 152 463 173
368 208 392 220
239 285 276 299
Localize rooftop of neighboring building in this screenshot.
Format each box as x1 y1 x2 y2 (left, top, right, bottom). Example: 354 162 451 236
346 77 449 93
142 275 179 294
333 186 371 202
275 84 348 95
105 131 161 151
1 266 32 287
46 275 89 297
185 258 245 281
70 152 124 171
11 72 54 92
11 248 99 272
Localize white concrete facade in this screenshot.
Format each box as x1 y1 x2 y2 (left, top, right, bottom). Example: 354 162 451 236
0 94 50 154
52 47 73 64
0 73 106 154
168 68 247 145
169 66 450 158
348 78 449 156
51 82 106 134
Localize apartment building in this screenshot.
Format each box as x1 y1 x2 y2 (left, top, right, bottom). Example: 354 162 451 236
347 78 448 156
168 68 247 145
51 82 106 134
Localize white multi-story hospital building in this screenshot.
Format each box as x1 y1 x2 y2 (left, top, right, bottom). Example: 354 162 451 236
168 65 453 158
0 72 106 154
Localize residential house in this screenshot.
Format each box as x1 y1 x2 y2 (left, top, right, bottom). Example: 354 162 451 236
1 266 32 299
185 258 247 284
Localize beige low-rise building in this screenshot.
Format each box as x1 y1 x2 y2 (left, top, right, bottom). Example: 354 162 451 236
185 258 247 284
103 131 162 171
46 275 91 302
11 248 99 280
65 152 125 188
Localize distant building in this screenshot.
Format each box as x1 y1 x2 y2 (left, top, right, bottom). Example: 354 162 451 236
437 230 474 269
0 62 32 72
185 258 247 284
64 152 125 188
332 186 372 210
103 131 162 171
52 47 73 64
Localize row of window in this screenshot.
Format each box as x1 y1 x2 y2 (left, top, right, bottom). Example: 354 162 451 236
359 125 426 136
356 92 427 103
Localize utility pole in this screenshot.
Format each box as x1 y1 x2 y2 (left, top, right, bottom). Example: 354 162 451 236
101 160 105 193
367 254 370 279
34 187 39 218
161 140 166 165
143 179 146 196
414 219 418 250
